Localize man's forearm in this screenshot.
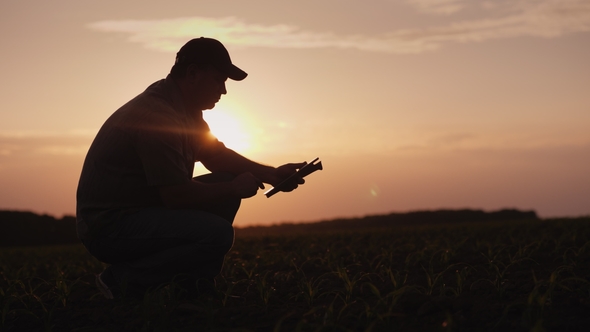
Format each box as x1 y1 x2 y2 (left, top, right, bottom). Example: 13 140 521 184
201 149 277 184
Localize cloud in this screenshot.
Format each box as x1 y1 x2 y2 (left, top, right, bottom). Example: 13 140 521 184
0 131 94 158
88 17 395 52
0 130 96 139
405 0 466 15
87 0 590 54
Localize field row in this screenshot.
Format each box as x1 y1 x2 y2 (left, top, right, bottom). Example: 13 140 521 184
1 218 590 331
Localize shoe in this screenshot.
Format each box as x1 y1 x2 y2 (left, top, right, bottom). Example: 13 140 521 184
96 270 115 300
97 267 149 300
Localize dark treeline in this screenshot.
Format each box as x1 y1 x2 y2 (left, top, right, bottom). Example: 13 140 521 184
0 211 78 247
0 209 538 246
235 209 539 236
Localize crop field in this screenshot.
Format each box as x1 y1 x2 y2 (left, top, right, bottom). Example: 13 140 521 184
1 217 590 331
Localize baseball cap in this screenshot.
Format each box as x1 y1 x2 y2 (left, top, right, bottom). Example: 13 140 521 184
175 37 247 81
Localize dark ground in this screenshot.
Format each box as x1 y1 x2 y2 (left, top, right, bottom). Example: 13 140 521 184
1 214 590 331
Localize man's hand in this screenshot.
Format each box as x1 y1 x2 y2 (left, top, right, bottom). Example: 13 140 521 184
232 172 265 198
273 162 307 192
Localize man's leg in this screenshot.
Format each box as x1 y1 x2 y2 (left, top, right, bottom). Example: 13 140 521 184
88 173 241 297
190 172 241 223
102 209 234 291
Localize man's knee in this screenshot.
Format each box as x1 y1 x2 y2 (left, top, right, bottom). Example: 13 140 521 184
193 172 235 184
192 173 242 223
220 222 235 252
208 219 235 253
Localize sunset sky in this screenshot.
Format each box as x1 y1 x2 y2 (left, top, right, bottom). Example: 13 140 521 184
1 0 589 226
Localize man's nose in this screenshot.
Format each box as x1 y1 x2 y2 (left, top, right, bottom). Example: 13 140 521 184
221 82 227 95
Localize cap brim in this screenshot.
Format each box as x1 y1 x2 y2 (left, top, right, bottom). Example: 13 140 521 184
225 64 248 81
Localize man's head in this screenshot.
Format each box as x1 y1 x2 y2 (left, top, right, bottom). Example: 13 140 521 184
170 38 247 111
170 37 247 81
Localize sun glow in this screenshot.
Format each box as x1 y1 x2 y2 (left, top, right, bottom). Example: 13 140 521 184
203 108 251 154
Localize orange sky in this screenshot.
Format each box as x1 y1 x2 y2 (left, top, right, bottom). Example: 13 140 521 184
1 0 589 226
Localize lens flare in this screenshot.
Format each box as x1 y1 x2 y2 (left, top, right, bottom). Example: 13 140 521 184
203 109 251 154
369 184 381 198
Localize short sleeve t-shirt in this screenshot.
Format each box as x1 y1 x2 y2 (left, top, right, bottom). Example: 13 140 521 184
76 76 226 238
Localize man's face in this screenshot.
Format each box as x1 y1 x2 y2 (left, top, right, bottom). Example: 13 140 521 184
186 65 228 111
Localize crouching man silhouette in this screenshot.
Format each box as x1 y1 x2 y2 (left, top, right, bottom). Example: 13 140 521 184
76 37 305 299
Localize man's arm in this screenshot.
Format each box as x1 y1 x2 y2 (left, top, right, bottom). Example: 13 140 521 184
201 148 306 188
159 148 305 209
159 172 263 209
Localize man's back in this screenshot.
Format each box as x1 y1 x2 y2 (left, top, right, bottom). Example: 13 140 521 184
76 77 224 239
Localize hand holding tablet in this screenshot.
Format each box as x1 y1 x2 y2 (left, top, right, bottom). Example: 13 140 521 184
264 158 323 198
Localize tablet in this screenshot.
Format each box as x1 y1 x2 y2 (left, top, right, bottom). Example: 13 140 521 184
264 158 323 198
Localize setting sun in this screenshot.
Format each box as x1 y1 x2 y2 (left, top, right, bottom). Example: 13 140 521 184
203 108 251 154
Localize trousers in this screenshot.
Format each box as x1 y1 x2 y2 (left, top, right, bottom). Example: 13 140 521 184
81 173 240 290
